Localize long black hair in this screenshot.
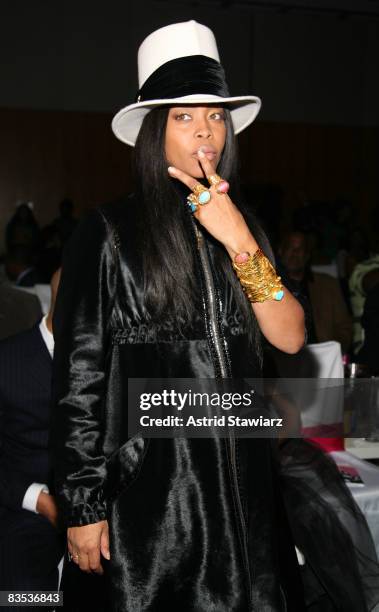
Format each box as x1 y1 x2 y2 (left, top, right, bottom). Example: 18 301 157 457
134 106 273 358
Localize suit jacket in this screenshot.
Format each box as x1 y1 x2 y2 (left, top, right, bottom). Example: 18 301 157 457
0 323 53 513
308 272 352 353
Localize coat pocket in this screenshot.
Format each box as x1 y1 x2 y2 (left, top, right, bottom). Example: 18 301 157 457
105 435 149 501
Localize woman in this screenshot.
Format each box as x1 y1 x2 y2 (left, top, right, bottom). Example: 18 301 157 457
51 21 372 611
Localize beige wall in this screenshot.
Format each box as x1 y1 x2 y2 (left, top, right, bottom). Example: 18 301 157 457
0 108 132 251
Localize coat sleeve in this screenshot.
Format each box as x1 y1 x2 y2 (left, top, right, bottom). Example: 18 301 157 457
50 209 117 527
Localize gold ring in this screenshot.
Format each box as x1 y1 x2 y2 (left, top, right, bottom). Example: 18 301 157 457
191 184 211 205
207 173 223 187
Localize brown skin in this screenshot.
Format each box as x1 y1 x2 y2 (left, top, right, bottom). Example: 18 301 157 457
45 268 61 334
69 105 305 575
36 492 59 527
165 105 226 178
36 269 62 529
67 522 110 574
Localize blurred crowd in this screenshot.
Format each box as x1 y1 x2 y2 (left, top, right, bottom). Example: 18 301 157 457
3 198 77 286
0 190 379 373
0 199 77 340
249 187 379 373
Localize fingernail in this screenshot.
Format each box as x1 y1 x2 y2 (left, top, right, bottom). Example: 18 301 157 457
105 551 110 560
235 252 250 264
198 150 205 158
168 166 176 174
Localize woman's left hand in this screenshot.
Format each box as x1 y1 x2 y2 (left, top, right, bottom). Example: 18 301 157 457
168 150 258 259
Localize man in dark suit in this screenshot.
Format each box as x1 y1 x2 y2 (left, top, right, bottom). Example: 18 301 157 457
0 269 65 610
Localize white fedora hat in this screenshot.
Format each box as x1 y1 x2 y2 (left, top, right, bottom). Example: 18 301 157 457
111 20 261 147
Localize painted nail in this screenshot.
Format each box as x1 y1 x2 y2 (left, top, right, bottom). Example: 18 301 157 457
234 252 250 264
198 149 205 158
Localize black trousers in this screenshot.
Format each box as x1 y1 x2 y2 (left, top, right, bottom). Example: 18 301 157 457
0 507 65 612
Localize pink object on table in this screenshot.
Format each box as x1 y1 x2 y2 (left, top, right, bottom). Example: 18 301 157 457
302 423 345 452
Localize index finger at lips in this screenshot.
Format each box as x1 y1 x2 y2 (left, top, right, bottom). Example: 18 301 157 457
197 149 216 180
168 166 198 191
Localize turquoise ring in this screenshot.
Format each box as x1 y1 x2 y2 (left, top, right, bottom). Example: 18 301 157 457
192 184 212 206
198 190 211 205
187 199 198 213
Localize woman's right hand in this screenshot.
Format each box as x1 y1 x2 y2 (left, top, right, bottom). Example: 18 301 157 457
67 520 110 574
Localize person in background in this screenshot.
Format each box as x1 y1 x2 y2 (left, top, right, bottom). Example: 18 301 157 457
336 226 370 310
5 245 39 287
0 281 42 340
5 202 41 253
355 269 379 372
279 230 352 353
53 198 78 246
0 269 65 610
349 250 379 355
37 223 62 284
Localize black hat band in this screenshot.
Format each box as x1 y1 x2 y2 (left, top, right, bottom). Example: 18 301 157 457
135 55 230 103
